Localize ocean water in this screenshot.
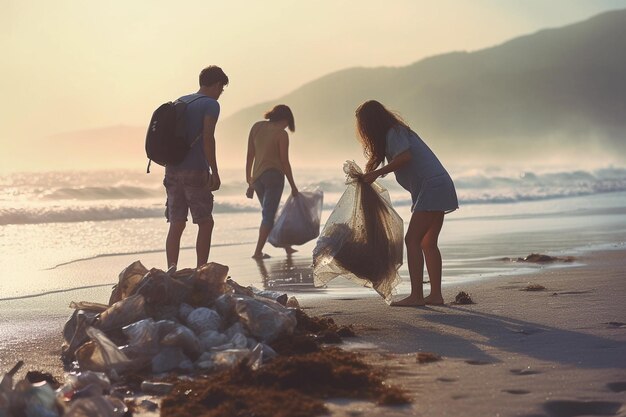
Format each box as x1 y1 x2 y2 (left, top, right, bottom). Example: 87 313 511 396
1 166 626 300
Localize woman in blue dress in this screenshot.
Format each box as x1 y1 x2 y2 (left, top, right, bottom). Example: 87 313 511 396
357 100 458 306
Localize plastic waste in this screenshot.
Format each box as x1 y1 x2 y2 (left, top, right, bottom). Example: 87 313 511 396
76 327 133 376
96 294 147 332
64 396 127 417
161 324 202 359
178 303 195 322
108 260 148 305
247 285 288 306
59 371 111 400
269 189 323 247
198 330 228 350
313 161 403 303
140 381 174 395
11 380 63 417
151 347 188 374
185 307 221 334
121 318 160 357
131 268 193 306
213 293 237 320
62 308 101 364
212 349 253 370
190 263 229 305
234 296 296 342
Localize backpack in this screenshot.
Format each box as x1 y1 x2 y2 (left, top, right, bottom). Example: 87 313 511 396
145 95 206 173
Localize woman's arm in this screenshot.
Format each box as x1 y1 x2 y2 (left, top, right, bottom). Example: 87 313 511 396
278 131 298 196
361 150 411 184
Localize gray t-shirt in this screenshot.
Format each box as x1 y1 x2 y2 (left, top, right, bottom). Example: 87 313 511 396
168 93 220 171
385 125 447 192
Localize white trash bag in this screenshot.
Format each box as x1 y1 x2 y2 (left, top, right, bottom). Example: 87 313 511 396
268 189 323 247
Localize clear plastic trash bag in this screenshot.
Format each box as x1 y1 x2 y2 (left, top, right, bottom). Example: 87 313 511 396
108 260 148 305
268 189 323 247
64 395 127 417
76 327 134 376
313 161 403 303
234 296 296 343
95 295 147 332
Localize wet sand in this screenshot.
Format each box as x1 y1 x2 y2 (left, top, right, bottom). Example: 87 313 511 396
305 249 626 416
1 249 625 416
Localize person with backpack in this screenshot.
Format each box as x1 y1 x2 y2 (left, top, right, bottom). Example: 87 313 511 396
163 66 229 271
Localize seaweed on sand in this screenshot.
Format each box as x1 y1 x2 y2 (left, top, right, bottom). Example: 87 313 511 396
160 348 410 417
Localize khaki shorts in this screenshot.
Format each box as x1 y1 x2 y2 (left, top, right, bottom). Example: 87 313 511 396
164 170 214 224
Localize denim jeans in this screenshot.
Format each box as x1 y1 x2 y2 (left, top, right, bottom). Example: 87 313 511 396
253 169 285 227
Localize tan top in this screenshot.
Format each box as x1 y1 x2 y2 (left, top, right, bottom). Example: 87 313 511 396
251 121 285 182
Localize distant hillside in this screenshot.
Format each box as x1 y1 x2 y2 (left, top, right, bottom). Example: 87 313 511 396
218 9 626 167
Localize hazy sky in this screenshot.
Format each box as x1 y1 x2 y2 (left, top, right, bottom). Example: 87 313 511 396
1 0 625 172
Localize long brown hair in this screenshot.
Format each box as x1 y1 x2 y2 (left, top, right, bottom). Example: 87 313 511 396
355 100 409 172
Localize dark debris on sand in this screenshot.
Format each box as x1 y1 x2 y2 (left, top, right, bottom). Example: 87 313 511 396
521 283 546 291
161 348 410 417
451 291 475 305
502 253 575 263
416 352 442 364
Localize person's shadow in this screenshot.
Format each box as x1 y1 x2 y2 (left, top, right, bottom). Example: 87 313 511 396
370 305 625 369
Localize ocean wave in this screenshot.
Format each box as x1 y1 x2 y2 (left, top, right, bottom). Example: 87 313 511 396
40 185 161 200
2 167 626 225
0 201 259 225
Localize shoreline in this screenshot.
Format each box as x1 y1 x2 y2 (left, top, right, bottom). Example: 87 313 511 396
1 249 625 416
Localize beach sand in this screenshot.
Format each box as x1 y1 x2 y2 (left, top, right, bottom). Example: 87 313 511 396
1 248 625 416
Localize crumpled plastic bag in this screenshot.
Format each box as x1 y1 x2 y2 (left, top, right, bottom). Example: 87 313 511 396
185 307 221 334
268 188 323 247
131 268 193 307
189 263 229 305
151 347 189 374
108 260 148 305
64 395 127 417
76 327 134 376
121 318 160 358
161 324 202 360
234 296 296 343
313 161 404 303
96 294 147 332
62 307 103 364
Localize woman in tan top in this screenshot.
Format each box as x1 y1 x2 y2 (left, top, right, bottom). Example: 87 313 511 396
246 105 299 259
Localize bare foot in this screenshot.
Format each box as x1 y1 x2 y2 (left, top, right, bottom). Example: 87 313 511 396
252 253 271 260
390 295 426 307
424 294 444 305
285 246 298 255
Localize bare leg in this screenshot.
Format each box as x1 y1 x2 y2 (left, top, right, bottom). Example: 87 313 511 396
196 218 214 268
285 246 298 255
422 212 445 305
252 224 272 259
166 221 186 269
391 211 432 306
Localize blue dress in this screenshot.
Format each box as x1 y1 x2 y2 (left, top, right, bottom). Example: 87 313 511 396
385 126 458 213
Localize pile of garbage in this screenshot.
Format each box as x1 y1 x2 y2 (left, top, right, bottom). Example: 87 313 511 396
61 261 301 378
1 260 359 417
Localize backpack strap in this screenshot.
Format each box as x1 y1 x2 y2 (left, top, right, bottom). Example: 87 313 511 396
180 94 211 148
